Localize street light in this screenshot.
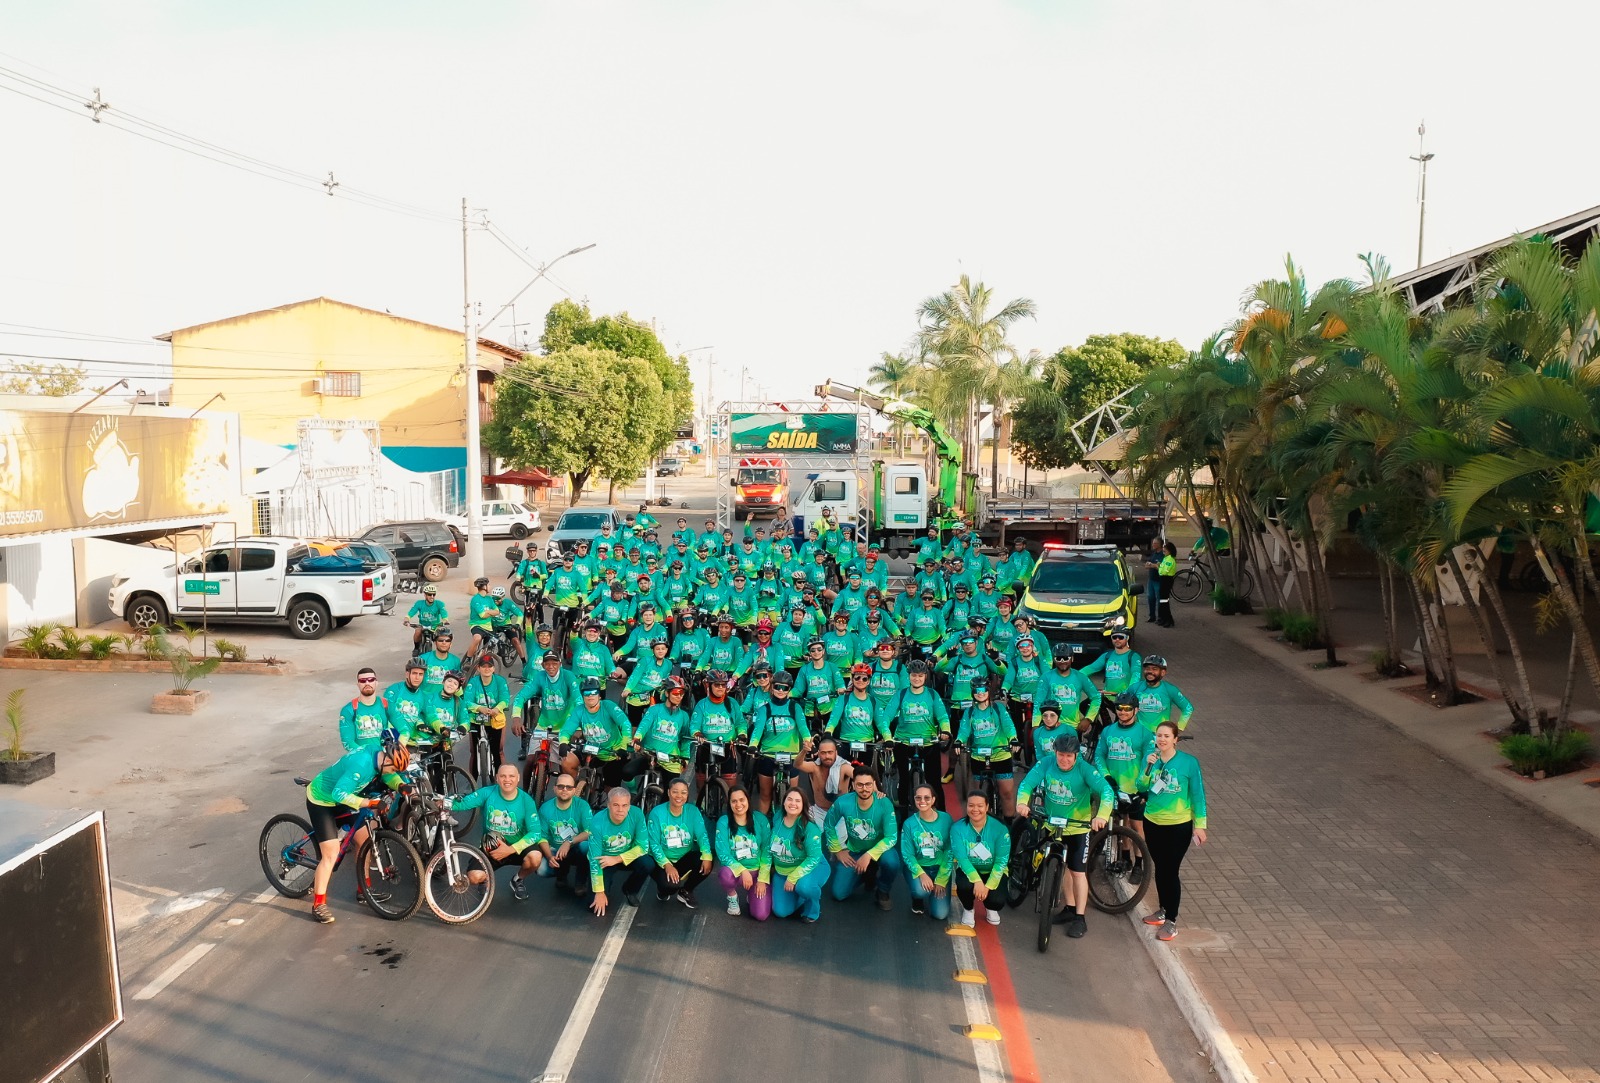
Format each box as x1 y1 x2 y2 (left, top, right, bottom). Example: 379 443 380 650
481 244 597 333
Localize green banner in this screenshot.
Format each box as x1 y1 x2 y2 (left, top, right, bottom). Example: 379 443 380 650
729 412 857 453
182 579 222 596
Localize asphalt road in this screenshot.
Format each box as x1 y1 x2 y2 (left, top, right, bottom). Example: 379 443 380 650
84 476 1208 1083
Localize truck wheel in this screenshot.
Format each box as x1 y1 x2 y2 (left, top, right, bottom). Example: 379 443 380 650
510 524 529 539
126 594 168 631
288 600 331 640
421 557 448 582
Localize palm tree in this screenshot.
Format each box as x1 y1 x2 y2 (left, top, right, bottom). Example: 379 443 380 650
915 275 1037 499
868 351 916 453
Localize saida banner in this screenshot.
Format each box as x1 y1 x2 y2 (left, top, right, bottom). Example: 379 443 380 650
728 412 858 453
0 409 237 536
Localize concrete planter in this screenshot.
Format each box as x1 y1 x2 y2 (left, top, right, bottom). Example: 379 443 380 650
152 689 211 715
0 750 56 785
2 653 289 675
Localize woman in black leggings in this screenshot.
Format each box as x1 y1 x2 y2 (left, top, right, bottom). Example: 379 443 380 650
1139 720 1208 941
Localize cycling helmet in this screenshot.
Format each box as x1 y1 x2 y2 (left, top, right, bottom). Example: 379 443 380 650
1143 654 1168 668
1052 732 1082 755
919 588 936 599
542 651 561 664
680 608 699 623
535 622 553 633
806 638 825 651
443 669 466 686
1039 699 1061 715
847 567 861 579
771 672 795 691
953 582 970 593
583 619 604 632
491 586 507 599
832 611 850 623
959 633 977 644
755 617 775 633
422 584 438 596
877 638 897 651
864 611 883 623
404 657 425 672
662 675 687 694
969 615 989 629
907 659 930 675
750 662 773 677
850 662 873 677
526 541 540 550
707 669 731 686
716 614 735 627
1115 692 1139 710
384 740 411 774
579 677 603 695
474 577 490 589
638 601 656 613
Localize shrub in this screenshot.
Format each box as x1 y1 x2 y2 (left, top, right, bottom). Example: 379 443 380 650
1499 729 1592 777
85 633 128 660
1368 648 1409 678
1278 610 1324 649
213 638 248 662
12 623 62 659
150 626 222 692
1263 607 1287 631
56 628 86 656
3 688 24 761
1210 584 1252 616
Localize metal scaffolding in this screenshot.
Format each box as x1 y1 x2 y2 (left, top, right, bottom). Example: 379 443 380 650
712 401 874 538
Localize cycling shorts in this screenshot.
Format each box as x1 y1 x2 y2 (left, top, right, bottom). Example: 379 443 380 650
1063 831 1090 873
972 756 1013 780
306 800 357 844
755 754 800 778
469 624 493 637
485 843 531 870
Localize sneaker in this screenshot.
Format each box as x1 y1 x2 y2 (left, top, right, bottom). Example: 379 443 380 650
985 907 1001 926
1129 863 1145 885
910 897 925 915
801 914 817 924
677 891 698 910
960 905 975 928
726 894 741 916
1158 921 1177 941
1067 913 1087 938
941 769 955 784
1143 908 1167 926
508 876 529 902
656 890 672 903
624 891 642 907
874 890 892 911
1052 906 1074 925
312 903 335 924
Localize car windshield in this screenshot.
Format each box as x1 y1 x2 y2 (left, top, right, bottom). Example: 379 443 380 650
739 469 780 483
1031 559 1122 596
557 512 609 531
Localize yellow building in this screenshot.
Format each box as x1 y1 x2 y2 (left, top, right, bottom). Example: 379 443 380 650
159 297 521 488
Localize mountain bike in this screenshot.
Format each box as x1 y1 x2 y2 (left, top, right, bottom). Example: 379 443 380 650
568 746 614 811
1171 553 1256 604
422 793 495 925
631 748 676 815
465 707 500 786
408 621 445 660
691 736 736 824
521 717 558 804
1085 791 1153 914
1008 809 1095 954
257 779 423 921
952 743 1018 815
416 732 480 835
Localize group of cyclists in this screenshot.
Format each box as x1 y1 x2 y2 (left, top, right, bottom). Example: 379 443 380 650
301 511 1209 945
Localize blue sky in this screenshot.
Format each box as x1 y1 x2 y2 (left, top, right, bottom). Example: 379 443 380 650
3 0 1597 407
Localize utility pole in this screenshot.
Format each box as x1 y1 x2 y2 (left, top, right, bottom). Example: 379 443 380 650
462 197 485 580
1410 121 1435 269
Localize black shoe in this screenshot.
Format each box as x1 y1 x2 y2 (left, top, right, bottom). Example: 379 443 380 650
910 897 925 915
1067 913 1087 938
1129 863 1145 885
657 890 671 902
1052 906 1073 925
624 891 642 906
676 891 698 910
509 876 529 902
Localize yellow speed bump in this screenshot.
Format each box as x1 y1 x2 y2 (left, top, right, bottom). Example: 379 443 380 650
946 924 976 937
953 969 988 985
964 1024 1003 1041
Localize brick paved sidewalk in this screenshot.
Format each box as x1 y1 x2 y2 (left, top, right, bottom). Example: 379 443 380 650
1147 610 1600 1083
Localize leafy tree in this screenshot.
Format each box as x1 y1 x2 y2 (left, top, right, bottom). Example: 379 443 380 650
0 361 87 396
485 345 665 505
868 351 919 452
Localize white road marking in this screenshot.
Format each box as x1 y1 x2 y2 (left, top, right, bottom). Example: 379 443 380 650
132 942 216 1001
251 889 280 904
151 887 226 917
534 904 637 1083
951 930 1006 1083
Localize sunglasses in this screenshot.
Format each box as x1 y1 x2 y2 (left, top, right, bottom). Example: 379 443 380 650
554 783 576 790
357 677 377 685
852 675 870 681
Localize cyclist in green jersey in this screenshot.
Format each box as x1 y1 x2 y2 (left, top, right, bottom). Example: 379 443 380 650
339 667 392 752
984 598 1018 656
1030 700 1072 766
466 577 502 663
726 571 761 634
488 587 525 665
949 789 1011 927
570 621 617 686
416 670 464 755
715 785 772 919
998 537 1035 595
739 619 790 677
861 547 889 593
419 629 462 694
774 605 815 666
823 771 901 908
794 639 846 725
698 616 745 675
821 611 865 673
765 787 827 922
1001 635 1047 755
1130 655 1194 733
1017 731 1112 938
1079 630 1142 698
867 640 907 717
855 606 898 647
913 526 943 567
747 673 811 814
1139 720 1208 942
559 678 631 793
513 651 578 742
668 608 710 670
938 634 1002 719
587 787 653 916
592 582 635 646
448 762 545 901
689 669 746 787
461 656 512 771
303 739 408 923
405 585 449 654
1094 692 1156 882
619 639 673 727
900 783 955 920
831 568 871 621
383 659 430 745
971 575 1004 621
629 676 691 777
537 772 592 891
954 681 1019 816
514 541 548 599
694 566 730 617
1034 653 1103 732
828 663 890 748
647 778 713 907
743 664 776 713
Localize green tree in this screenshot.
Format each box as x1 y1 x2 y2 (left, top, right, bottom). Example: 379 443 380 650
867 351 918 453
485 345 664 505
0 361 87 396
915 275 1037 499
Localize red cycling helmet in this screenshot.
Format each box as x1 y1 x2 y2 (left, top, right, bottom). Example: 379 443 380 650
850 662 873 677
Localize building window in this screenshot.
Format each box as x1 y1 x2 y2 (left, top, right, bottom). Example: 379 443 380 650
253 499 273 534
318 371 361 397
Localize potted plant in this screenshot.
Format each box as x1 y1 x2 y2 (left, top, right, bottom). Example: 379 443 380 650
0 688 54 785
149 626 222 714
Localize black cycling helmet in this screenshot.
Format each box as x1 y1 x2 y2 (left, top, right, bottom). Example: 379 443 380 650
536 622 553 633
1114 691 1139 710
1143 654 1168 668
1052 731 1081 755
443 669 467 685
580 677 603 695
771 672 795 691
908 659 930 675
474 576 490 589
707 669 731 685
1039 699 1061 716
969 615 989 629
404 658 425 672
750 661 773 677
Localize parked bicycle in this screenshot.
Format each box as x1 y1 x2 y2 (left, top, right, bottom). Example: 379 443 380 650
1085 791 1153 914
257 778 423 921
1171 553 1256 604
1007 809 1096 954
422 793 495 925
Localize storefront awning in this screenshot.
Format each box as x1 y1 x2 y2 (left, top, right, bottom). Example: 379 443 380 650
484 468 554 488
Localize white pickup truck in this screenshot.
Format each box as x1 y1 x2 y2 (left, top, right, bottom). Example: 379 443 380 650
109 536 394 640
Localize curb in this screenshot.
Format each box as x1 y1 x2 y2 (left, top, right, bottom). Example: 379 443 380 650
0 656 291 675
1117 887 1258 1083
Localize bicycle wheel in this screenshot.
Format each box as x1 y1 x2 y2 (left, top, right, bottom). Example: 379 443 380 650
1236 566 1258 602
696 775 728 824
258 813 318 898
474 737 494 787
510 582 528 608
1036 853 1063 954
443 766 479 834
524 754 550 804
1005 821 1039 909
1087 825 1151 914
356 829 424 921
1170 569 1204 604
424 843 495 924
640 783 665 815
